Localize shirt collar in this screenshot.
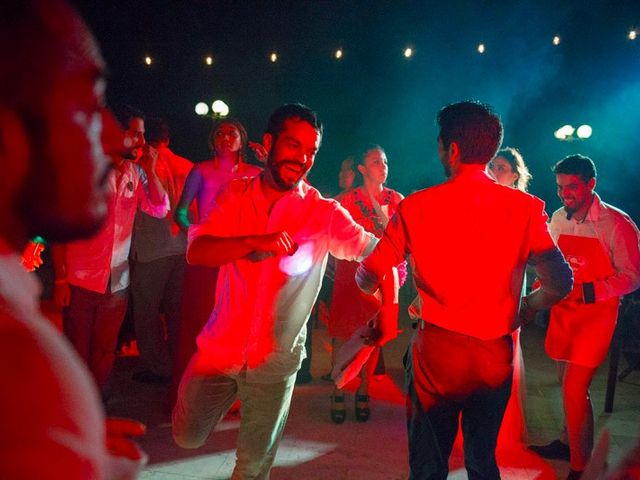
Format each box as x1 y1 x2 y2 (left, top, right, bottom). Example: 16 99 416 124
586 192 603 222
450 167 495 184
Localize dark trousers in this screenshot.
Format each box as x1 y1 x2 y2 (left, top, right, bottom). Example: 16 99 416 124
63 284 129 392
406 324 513 480
131 254 186 377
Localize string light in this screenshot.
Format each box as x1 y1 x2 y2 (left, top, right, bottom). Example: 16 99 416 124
141 29 640 70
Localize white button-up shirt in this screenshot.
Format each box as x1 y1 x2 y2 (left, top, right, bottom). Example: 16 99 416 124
65 162 169 293
549 193 640 301
188 176 376 383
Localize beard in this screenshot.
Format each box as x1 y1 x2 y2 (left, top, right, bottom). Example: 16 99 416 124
561 196 580 216
267 156 307 191
16 180 106 243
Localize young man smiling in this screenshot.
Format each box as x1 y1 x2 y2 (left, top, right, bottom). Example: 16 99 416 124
172 104 377 479
530 155 640 480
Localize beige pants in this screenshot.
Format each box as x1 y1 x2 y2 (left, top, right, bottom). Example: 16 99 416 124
172 354 296 480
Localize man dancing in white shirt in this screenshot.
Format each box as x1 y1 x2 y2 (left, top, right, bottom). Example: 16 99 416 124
172 104 377 479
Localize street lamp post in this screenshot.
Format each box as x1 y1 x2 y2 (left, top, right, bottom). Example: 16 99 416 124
194 99 230 118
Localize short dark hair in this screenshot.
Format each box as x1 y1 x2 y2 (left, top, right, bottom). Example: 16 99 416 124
145 117 170 144
112 104 145 130
552 154 597 183
437 101 503 165
266 104 323 141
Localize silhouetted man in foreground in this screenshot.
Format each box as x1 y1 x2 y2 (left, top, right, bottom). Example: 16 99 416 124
0 0 145 477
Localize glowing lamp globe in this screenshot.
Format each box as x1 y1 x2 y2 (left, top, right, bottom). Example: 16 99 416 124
211 100 229 117
577 125 592 139
195 102 209 116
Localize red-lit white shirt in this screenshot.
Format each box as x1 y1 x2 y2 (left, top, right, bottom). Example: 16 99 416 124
358 169 572 340
549 193 640 302
188 176 376 382
65 162 169 293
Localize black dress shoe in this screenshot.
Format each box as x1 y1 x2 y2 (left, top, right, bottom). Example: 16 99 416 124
566 469 583 480
132 369 171 384
529 439 570 461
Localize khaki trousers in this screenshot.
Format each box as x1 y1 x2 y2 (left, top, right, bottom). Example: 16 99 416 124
172 354 296 479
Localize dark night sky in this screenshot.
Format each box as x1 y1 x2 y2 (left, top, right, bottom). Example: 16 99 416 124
72 0 640 219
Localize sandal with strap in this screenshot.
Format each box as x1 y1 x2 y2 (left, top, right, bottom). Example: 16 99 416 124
330 392 346 424
355 393 370 422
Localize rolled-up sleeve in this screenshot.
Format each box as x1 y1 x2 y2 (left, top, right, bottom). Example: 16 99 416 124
328 203 377 262
139 192 169 218
137 170 169 218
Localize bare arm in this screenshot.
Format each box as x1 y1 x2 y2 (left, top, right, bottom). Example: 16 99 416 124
174 167 201 232
187 231 297 267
